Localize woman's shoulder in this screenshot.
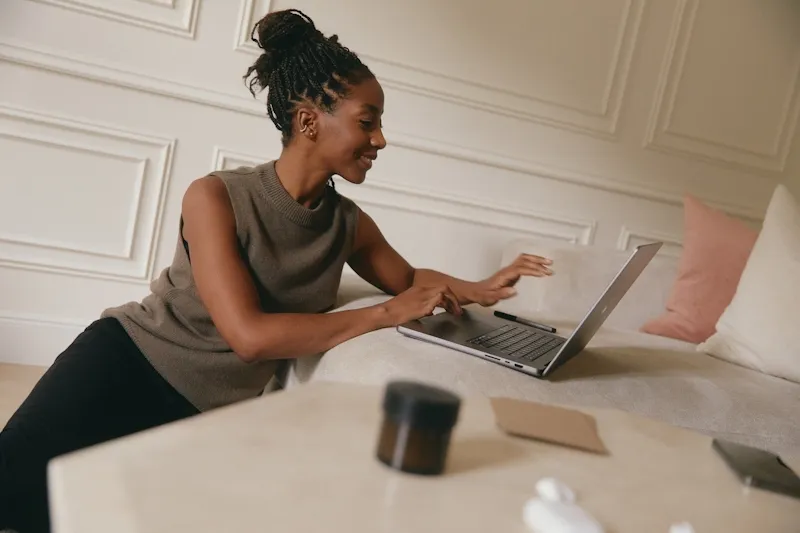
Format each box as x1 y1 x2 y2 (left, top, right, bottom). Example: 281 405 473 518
180 163 271 241
182 174 230 211
208 161 272 190
194 161 276 210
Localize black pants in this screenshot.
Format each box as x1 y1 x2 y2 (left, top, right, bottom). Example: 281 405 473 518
0 318 199 533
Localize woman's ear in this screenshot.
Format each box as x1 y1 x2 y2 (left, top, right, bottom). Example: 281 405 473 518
296 107 318 140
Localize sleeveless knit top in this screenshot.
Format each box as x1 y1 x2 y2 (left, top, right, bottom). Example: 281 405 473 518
102 161 360 412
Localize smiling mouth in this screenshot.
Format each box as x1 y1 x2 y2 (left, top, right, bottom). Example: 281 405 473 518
358 155 375 170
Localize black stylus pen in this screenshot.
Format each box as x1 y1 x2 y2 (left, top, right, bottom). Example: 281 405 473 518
493 310 557 333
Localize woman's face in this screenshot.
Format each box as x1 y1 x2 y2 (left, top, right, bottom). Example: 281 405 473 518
315 76 387 184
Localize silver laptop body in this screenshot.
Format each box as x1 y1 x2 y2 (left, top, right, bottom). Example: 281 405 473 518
396 242 663 378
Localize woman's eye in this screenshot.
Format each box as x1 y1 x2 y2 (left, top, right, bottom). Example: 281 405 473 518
360 120 373 129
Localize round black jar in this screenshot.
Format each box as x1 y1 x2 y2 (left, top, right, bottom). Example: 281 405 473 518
375 380 461 475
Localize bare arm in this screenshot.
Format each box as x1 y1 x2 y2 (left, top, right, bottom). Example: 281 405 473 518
347 206 554 306
411 269 478 305
181 176 391 363
347 208 476 304
346 208 416 295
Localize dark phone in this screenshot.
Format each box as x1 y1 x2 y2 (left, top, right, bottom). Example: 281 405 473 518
712 438 800 499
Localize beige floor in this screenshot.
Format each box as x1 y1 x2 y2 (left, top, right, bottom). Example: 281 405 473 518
0 363 47 427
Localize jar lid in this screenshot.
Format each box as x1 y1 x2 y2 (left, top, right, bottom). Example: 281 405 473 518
382 381 461 429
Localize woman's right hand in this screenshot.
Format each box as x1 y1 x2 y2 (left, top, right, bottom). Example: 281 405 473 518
378 285 462 327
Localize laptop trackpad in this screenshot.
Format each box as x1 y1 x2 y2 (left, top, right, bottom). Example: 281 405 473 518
414 309 496 343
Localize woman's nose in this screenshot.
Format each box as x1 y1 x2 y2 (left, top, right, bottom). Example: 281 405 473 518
372 129 387 149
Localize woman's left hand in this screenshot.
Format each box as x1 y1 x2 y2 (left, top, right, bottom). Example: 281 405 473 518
465 253 553 307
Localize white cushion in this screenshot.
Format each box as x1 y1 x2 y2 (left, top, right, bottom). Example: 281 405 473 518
497 240 679 331
698 184 800 383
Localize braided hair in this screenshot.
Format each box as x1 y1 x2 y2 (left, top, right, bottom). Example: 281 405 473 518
244 9 374 147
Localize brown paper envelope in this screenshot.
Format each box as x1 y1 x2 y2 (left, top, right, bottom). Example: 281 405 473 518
490 397 609 455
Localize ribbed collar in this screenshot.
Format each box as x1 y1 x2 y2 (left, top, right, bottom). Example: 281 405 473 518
258 160 334 230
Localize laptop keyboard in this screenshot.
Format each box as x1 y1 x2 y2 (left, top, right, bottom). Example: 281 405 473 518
467 325 564 362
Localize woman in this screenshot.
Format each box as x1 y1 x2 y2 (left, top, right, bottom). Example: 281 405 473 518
0 9 552 533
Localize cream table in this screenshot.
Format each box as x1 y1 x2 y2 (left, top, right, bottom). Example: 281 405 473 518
47 381 800 533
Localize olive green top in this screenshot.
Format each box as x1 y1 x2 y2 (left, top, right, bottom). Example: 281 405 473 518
103 161 360 411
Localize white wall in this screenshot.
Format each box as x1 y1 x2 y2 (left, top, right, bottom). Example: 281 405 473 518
1 0 799 365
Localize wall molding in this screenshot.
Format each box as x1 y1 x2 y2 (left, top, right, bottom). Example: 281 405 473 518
616 226 683 258
643 0 800 173
345 181 597 245
0 311 87 329
233 0 273 52
0 40 260 114
0 312 87 365
0 131 145 261
233 0 646 139
0 39 765 223
212 147 597 245
383 130 764 224
0 107 158 264
29 0 200 39
135 0 176 7
0 103 175 284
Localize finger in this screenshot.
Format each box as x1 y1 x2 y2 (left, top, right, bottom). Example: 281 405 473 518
518 261 554 276
422 294 440 315
496 266 548 283
521 258 553 272
485 288 514 305
441 288 462 315
498 286 518 298
422 285 447 298
413 290 445 316
480 296 499 306
427 287 458 315
518 265 553 277
477 287 516 306
487 287 518 303
491 270 522 287
424 285 461 314
520 253 553 266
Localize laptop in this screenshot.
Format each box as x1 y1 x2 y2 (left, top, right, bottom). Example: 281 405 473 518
396 242 663 378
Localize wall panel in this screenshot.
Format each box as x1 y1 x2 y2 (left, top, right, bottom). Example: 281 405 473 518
2 0 798 364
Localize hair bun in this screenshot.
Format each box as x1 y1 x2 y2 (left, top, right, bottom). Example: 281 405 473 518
250 9 322 73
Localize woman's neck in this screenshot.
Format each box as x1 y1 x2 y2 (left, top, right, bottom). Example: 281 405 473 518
273 147 332 208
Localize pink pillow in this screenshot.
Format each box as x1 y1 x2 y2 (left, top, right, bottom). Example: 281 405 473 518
640 195 758 343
